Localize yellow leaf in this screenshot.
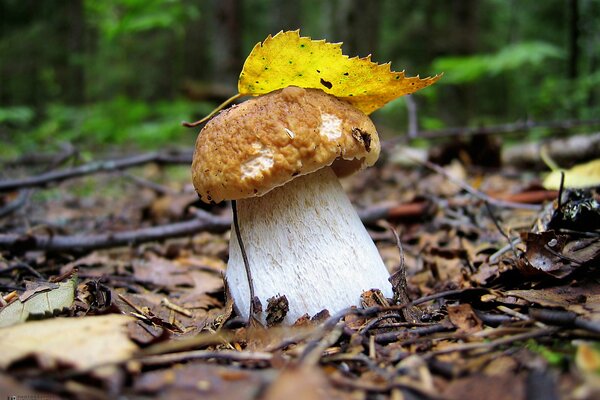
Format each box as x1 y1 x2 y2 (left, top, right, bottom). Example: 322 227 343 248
238 30 441 114
0 315 137 378
543 158 600 190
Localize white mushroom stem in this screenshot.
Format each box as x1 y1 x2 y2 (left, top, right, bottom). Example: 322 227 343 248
227 166 393 324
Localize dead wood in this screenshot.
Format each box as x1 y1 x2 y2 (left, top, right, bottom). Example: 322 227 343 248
502 131 600 167
0 215 229 253
417 118 600 140
0 150 193 193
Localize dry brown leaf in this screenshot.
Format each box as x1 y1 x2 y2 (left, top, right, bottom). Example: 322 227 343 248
506 282 600 319
0 315 137 377
443 373 526 400
263 366 349 400
447 303 483 334
134 363 267 399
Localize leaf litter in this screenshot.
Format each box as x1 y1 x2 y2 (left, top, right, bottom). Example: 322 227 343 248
1 154 598 399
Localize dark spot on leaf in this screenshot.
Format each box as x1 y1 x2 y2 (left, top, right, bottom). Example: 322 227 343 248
320 78 333 89
289 60 292 64
316 69 321 73
344 72 349 76
300 44 305 48
396 76 400 79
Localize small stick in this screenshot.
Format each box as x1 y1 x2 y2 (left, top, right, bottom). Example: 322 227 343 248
231 200 258 320
0 150 193 193
425 327 558 357
0 189 32 218
161 297 193 317
182 93 243 128
484 202 519 259
0 215 230 252
402 151 542 210
138 349 273 366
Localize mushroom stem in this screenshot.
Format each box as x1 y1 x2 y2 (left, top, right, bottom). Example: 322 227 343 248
227 166 393 324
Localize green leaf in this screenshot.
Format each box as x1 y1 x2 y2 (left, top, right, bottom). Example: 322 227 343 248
433 41 563 84
0 275 77 328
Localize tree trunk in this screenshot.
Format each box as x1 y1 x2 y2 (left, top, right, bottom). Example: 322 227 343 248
64 0 85 104
211 0 242 88
327 0 382 58
568 0 579 80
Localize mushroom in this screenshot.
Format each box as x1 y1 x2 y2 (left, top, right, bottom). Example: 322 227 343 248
192 86 392 324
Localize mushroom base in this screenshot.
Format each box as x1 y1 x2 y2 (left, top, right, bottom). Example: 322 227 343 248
227 166 393 324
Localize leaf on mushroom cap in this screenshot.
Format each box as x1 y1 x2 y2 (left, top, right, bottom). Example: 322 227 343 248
238 30 442 114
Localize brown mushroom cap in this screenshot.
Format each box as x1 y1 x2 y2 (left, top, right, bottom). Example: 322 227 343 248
192 86 380 203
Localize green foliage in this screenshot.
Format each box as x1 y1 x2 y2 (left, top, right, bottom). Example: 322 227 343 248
526 339 574 369
85 0 199 40
1 98 212 158
1 0 599 155
0 106 35 125
433 42 564 84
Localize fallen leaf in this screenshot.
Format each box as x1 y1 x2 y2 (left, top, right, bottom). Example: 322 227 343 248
134 363 267 399
518 231 600 278
443 372 526 400
263 366 347 400
576 342 600 373
0 275 77 328
447 303 483 334
238 30 441 114
505 282 600 319
0 315 137 378
543 159 600 189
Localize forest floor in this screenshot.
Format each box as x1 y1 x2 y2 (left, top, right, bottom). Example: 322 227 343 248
0 140 598 400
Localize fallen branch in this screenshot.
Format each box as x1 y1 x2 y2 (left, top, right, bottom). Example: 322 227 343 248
0 189 32 218
0 150 193 193
502 131 600 167
417 119 600 140
400 153 544 210
0 215 230 253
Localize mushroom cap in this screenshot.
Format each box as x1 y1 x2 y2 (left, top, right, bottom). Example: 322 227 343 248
192 86 380 203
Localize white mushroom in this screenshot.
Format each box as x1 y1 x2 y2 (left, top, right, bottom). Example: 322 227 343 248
192 86 392 324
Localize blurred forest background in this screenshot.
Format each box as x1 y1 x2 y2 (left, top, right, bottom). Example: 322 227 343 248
1 0 599 158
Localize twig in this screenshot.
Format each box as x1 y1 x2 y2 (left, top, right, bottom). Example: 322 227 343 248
122 172 178 195
232 200 259 321
402 152 542 210
425 327 558 357
182 93 243 127
0 150 193 193
138 349 273 366
0 261 44 279
0 215 230 252
529 308 600 334
384 222 419 323
299 321 345 365
497 305 547 328
484 202 519 259
416 119 600 140
374 323 453 344
0 189 32 218
161 297 193 317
